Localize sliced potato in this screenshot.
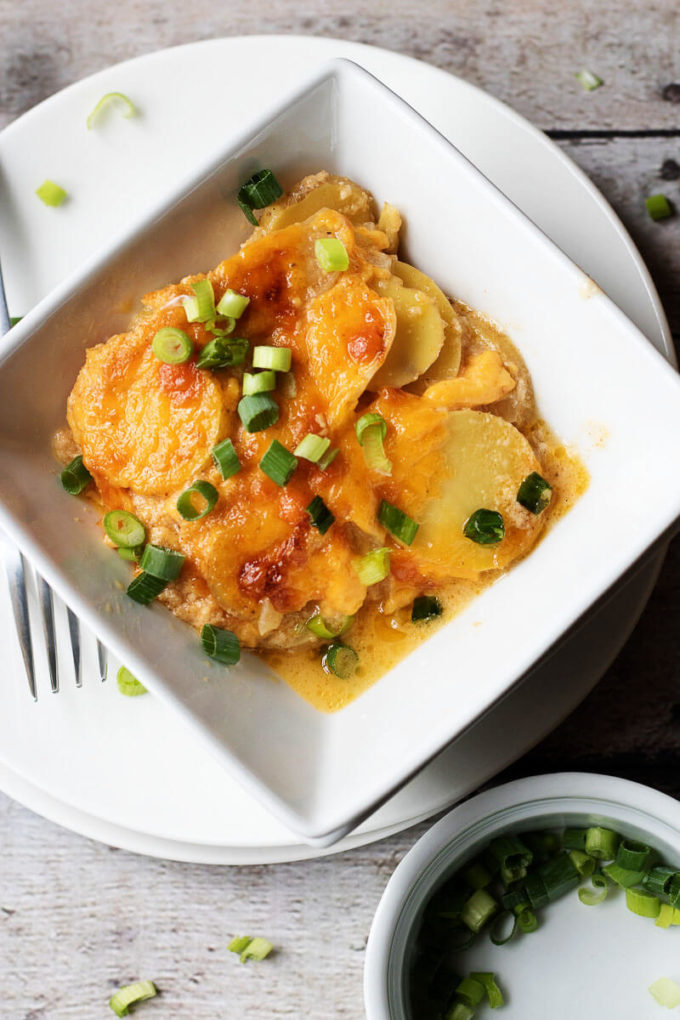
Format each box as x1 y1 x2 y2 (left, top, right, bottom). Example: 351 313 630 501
377 202 402 252
370 275 445 389
257 175 376 233
423 351 516 409
393 261 463 388
412 409 547 579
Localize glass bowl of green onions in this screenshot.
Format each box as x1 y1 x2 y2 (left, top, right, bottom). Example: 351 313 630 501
364 773 680 1019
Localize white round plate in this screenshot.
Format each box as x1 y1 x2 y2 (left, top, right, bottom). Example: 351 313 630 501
0 36 671 864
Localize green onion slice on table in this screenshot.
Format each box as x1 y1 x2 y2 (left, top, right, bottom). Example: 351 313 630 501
227 935 273 963
60 455 92 495
237 169 283 225
574 68 603 91
116 666 147 697
103 510 145 548
177 480 219 521
87 91 136 129
201 624 240 665
645 194 674 221
152 327 193 364
35 179 68 207
108 979 157 1017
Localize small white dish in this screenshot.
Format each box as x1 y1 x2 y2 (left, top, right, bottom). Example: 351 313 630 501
364 773 680 1019
1 58 680 845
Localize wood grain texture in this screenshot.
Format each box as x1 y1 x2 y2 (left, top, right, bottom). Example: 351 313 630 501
2 2 680 1017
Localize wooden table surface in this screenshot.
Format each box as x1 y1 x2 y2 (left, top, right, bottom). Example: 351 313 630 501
2 3 680 1017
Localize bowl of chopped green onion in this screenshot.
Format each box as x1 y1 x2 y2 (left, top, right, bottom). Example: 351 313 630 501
364 773 680 1019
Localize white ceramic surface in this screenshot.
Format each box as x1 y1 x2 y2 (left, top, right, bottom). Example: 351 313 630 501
0 37 674 862
365 773 680 1019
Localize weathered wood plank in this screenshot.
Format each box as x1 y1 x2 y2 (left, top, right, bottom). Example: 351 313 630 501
1 0 680 132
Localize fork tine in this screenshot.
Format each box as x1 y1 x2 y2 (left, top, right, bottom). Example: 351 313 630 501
5 549 37 700
97 639 107 682
38 574 59 693
66 607 82 687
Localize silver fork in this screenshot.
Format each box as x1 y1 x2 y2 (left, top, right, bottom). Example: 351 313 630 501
0 261 106 699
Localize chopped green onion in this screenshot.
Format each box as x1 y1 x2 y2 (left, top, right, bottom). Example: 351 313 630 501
35 179 68 207
487 835 533 884
212 438 241 480
216 288 250 319
501 886 528 911
562 828 588 851
87 91 136 130
177 480 219 521
294 433 331 463
575 69 603 91
523 871 549 910
104 510 146 549
184 278 216 322
523 831 561 861
227 936 252 954
237 392 279 432
118 546 143 562
354 548 390 586
517 907 539 933
306 495 334 535
238 936 273 963
126 572 167 605
538 852 580 902
446 1003 475 1020
516 472 552 514
645 193 674 221
315 237 350 272
201 624 240 666
259 440 297 486
237 169 283 225
412 595 443 622
208 316 236 337
578 873 609 906
355 412 391 475
489 911 518 946
323 642 359 679
378 499 419 545
615 838 652 871
463 509 504 545
306 613 354 640
60 454 92 495
243 370 276 395
152 326 193 364
139 544 185 581
9 316 22 327
470 972 505 1008
585 826 619 861
568 850 595 878
644 866 678 897
455 976 485 1008
656 903 675 929
463 861 492 890
196 336 249 370
116 666 147 697
252 346 292 372
462 889 498 933
317 446 339 470
108 980 157 1017
649 978 680 1009
626 886 660 918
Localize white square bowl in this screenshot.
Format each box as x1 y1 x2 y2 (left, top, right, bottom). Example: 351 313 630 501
1 59 680 846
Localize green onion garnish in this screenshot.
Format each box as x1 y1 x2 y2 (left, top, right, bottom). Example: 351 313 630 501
447 1003 475 1020
177 480 219 521
184 278 216 323
353 548 390 586
616 838 652 872
650 978 680 1009
470 972 505 1009
259 440 297 486
242 370 276 395
60 454 92 495
103 510 146 549
108 980 157 1017
323 642 359 679
317 446 339 470
294 433 331 463
517 907 539 933
139 544 185 581
216 288 250 319
252 346 292 372
237 392 279 432
463 509 504 545
196 336 249 370
412 595 443 623
201 624 240 666
585 826 619 861
35 179 68 207
306 495 334 535
645 193 674 221
86 91 136 130
517 471 552 514
578 873 609 906
152 326 194 364
116 666 147 697
643 866 678 897
237 169 283 225
355 412 392 476
656 903 675 928
227 935 273 963
118 546 143 562
378 499 419 545
306 613 354 640
568 849 595 878
626 886 660 918
562 828 588 850
575 69 603 91
462 889 498 933
315 237 350 272
211 438 241 480
455 976 485 1008
126 572 167 605
488 834 533 884
602 862 646 888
